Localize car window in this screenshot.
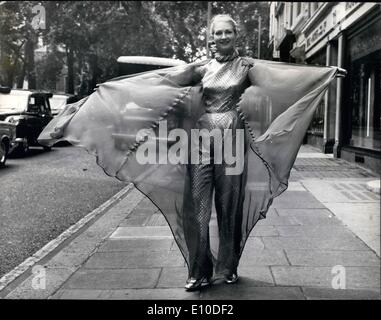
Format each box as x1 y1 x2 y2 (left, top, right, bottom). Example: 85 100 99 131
27 103 40 113
49 96 67 111
28 97 46 114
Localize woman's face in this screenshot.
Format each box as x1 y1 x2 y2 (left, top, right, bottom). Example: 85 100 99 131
212 20 237 55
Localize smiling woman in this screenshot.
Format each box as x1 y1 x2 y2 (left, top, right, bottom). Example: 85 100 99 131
210 14 238 56
37 13 342 294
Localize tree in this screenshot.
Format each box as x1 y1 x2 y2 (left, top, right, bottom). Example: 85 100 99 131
0 1 48 88
1 1 270 91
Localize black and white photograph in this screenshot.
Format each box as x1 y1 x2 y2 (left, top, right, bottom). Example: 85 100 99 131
0 0 380 310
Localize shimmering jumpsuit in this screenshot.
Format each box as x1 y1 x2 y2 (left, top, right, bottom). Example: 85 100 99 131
183 53 253 278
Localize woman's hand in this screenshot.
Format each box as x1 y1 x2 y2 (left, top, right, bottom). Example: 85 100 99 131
335 67 347 78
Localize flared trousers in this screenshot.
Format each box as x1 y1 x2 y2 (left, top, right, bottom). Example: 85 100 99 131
183 111 247 279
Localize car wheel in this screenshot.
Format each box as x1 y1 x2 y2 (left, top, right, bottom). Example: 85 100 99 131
0 141 7 168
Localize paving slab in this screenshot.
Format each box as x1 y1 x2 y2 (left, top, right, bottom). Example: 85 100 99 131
275 208 343 226
137 198 160 210
239 248 289 266
262 236 370 251
275 225 358 238
104 288 200 300
296 151 332 158
301 180 380 203
275 208 335 216
51 289 111 300
98 239 174 252
289 214 342 226
262 209 342 226
83 251 185 269
285 249 381 267
241 237 266 252
156 267 190 288
301 287 381 300
62 268 161 289
284 182 307 191
271 191 326 209
248 225 279 237
233 266 275 286
119 214 152 226
110 226 173 239
271 266 380 289
323 202 380 256
200 285 305 300
255 215 300 226
144 213 169 226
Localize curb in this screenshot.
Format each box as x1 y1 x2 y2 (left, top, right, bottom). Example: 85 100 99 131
0 183 134 294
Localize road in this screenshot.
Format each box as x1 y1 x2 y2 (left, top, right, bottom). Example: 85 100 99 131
0 144 128 278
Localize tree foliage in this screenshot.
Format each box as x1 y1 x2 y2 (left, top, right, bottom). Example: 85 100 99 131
0 1 43 88
0 1 270 93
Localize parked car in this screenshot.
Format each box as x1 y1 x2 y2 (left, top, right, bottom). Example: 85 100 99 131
49 93 78 116
0 120 16 167
0 87 53 155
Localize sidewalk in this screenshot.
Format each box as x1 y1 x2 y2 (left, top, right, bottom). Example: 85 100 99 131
1 145 380 300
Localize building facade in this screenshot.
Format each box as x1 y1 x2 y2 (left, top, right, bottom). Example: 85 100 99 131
269 2 381 173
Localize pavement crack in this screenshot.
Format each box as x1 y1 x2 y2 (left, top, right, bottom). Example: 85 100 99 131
283 249 292 266
154 267 163 288
299 286 308 300
269 266 277 286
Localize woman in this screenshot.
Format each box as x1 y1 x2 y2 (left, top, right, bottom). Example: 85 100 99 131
180 15 254 290
38 15 344 292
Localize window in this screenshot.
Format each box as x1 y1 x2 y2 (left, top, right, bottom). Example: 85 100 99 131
348 53 381 151
346 17 381 151
28 97 46 114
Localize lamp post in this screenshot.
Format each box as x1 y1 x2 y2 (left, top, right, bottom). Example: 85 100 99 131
206 1 212 58
254 9 262 59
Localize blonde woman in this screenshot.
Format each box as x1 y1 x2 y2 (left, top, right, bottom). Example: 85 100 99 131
39 14 345 292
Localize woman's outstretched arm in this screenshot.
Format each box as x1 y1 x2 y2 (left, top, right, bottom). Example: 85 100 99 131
163 61 207 86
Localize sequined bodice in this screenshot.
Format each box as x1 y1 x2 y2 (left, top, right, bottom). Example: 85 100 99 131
201 57 252 113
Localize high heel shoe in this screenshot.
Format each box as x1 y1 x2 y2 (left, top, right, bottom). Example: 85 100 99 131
184 277 211 291
224 273 239 284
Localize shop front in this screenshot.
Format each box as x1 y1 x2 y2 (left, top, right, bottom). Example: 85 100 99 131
341 11 381 172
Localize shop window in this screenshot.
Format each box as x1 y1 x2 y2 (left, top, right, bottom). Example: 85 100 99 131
346 15 381 152
348 52 381 151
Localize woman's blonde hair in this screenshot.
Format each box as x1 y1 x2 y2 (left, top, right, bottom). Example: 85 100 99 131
209 14 238 36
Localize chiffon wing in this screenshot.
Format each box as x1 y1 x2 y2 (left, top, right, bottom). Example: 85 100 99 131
38 59 339 273
236 60 338 249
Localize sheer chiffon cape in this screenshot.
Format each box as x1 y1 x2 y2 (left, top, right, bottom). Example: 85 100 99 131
38 58 339 277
